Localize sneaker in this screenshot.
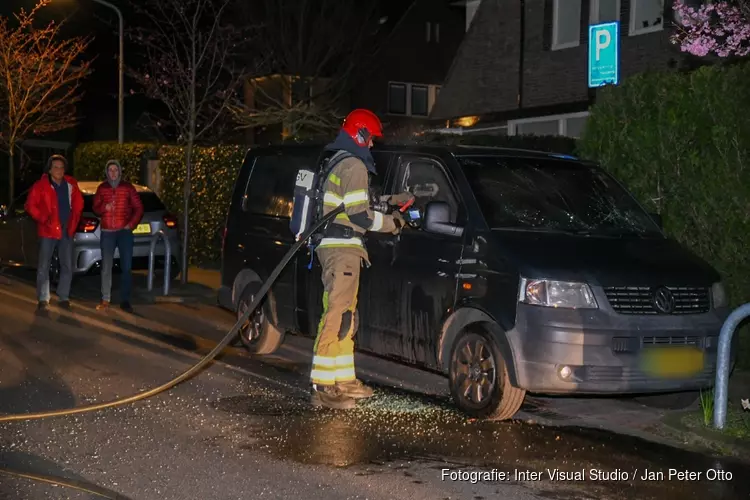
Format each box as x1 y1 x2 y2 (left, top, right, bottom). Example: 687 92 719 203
120 302 133 313
96 301 110 311
37 301 49 311
58 300 71 310
310 385 356 410
337 379 374 399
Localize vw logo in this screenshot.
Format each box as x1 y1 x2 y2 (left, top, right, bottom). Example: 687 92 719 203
652 287 676 314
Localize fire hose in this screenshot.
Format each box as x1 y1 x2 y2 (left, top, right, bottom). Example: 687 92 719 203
0 204 347 497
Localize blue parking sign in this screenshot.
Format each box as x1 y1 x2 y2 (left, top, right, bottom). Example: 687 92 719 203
588 21 619 88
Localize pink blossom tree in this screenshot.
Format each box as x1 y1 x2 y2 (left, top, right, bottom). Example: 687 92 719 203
671 0 750 58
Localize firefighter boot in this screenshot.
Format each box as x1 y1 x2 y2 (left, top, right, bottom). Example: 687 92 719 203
310 384 356 410
337 379 374 399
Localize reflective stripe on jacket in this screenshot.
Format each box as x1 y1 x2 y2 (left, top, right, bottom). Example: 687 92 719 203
316 154 397 260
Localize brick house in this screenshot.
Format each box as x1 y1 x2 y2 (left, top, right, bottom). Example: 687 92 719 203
349 0 466 137
430 0 685 138
242 0 467 144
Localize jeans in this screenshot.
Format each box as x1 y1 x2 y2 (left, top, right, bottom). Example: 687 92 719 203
100 229 134 303
37 235 73 303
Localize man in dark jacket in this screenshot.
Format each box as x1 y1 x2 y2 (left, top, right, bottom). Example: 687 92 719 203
92 160 144 313
25 154 84 310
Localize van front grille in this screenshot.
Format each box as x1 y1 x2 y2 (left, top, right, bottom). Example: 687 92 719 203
642 336 702 347
603 286 710 315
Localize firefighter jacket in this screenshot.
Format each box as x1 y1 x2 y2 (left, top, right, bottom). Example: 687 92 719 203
317 154 399 263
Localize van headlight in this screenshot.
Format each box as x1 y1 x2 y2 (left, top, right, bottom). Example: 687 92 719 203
519 278 598 309
711 282 728 308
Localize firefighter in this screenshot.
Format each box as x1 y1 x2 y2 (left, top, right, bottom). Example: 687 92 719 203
310 109 414 410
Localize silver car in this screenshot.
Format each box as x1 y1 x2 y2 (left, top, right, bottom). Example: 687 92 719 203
0 181 181 283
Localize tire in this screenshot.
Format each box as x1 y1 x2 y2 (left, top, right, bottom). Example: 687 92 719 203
236 284 284 355
448 327 526 420
633 390 700 410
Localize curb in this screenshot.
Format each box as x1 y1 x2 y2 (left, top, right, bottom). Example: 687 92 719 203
657 410 750 463
136 294 218 305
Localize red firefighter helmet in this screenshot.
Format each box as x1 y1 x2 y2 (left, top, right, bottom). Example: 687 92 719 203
342 109 383 147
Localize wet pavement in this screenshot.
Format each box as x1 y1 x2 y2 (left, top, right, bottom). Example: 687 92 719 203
0 271 749 499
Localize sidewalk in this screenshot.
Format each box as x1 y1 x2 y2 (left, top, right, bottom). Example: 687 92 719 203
119 267 221 305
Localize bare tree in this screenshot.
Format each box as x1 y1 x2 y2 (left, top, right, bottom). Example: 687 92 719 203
128 0 250 283
0 0 91 205
228 0 383 141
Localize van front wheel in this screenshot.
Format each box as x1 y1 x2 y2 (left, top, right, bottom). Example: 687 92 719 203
236 285 284 355
448 328 526 421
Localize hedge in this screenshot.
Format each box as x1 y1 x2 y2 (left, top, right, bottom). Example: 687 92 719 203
73 141 246 266
577 62 750 367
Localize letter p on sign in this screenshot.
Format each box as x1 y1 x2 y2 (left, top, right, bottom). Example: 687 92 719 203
595 29 611 61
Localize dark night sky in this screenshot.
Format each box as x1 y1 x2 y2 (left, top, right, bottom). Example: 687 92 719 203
2 0 152 143
2 0 422 144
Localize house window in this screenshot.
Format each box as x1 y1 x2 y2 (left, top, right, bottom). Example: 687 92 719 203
552 0 582 50
564 116 588 138
388 83 407 114
388 82 441 116
630 0 664 35
411 85 429 116
508 112 589 138
590 0 620 23
516 120 559 136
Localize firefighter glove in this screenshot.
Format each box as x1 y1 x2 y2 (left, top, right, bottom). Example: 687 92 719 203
388 192 415 207
391 211 405 234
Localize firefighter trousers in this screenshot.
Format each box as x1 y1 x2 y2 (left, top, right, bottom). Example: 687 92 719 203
311 248 362 387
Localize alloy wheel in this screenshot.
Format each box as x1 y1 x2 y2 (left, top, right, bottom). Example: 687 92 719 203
452 333 498 408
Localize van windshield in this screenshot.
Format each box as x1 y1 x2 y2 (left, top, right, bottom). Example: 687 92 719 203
457 155 662 237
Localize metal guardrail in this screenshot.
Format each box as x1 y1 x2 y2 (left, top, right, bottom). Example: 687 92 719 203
713 303 749 429
147 229 171 296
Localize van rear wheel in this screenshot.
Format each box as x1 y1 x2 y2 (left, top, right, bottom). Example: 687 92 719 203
236 284 284 355
448 328 526 420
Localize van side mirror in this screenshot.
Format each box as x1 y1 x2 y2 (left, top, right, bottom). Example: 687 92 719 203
424 201 463 237
649 212 663 229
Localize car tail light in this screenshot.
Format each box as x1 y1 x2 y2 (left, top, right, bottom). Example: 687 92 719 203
163 214 178 229
77 216 99 233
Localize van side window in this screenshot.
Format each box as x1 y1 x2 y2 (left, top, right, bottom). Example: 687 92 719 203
393 155 460 223
369 152 392 201
242 155 299 217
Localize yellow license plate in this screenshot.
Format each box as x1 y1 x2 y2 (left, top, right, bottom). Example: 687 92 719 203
640 346 705 379
133 223 151 235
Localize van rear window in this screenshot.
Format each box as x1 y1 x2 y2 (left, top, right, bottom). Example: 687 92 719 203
457 155 661 236
242 154 314 217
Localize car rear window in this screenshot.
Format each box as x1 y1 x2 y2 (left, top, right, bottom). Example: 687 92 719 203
83 192 166 213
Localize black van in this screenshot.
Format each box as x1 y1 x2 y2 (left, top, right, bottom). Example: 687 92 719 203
218 143 735 420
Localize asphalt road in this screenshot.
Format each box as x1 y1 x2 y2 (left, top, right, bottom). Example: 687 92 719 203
1 277 749 500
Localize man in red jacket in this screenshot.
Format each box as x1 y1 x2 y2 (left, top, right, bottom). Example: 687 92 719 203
92 159 144 313
24 154 84 310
